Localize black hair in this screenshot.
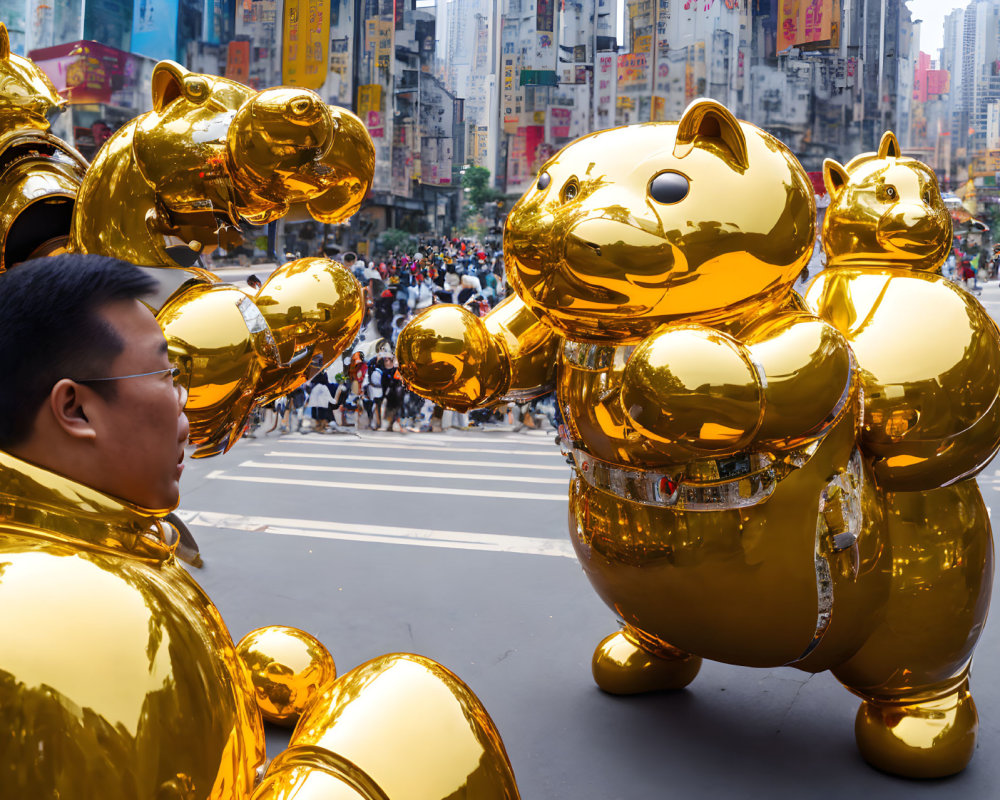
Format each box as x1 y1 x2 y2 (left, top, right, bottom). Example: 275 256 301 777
0 253 158 448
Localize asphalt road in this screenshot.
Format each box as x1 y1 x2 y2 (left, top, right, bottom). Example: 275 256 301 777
179 283 1000 798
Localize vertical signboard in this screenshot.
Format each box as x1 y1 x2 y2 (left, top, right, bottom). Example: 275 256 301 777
595 52 616 128
225 39 251 84
283 0 329 89
777 0 832 53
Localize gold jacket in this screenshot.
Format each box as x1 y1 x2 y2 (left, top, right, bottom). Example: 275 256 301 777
0 450 265 799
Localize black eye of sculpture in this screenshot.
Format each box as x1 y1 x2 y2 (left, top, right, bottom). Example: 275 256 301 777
537 172 551 191
649 172 690 204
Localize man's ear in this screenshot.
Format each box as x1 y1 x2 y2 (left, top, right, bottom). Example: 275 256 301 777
48 379 99 441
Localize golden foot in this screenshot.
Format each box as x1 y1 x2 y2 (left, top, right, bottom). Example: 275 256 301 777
592 629 701 695
855 683 978 778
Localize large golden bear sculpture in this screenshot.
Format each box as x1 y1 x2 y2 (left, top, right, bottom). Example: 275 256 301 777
397 99 1000 778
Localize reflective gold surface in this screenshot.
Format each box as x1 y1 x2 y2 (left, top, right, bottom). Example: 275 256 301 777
0 24 87 271
255 654 520 800
157 282 279 458
237 626 338 727
395 304 509 412
0 451 522 796
504 100 815 343
0 449 266 798
0 51 373 454
822 132 952 272
0 23 66 136
253 257 365 396
70 61 373 269
397 104 996 777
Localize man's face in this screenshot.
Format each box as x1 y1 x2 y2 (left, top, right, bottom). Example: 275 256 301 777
85 299 189 511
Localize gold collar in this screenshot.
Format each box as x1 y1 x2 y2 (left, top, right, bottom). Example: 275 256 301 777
0 450 176 563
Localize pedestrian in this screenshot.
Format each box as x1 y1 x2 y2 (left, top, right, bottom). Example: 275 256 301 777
305 375 335 433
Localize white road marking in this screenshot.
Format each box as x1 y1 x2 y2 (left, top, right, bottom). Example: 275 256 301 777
174 509 576 558
239 459 567 484
282 438 562 458
264 450 569 471
204 470 567 501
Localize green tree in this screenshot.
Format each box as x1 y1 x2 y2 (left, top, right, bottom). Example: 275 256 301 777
461 165 502 209
377 227 417 255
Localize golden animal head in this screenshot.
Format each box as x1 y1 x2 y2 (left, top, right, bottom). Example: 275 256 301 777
76 60 375 268
0 23 66 135
504 99 816 343
822 132 952 272
156 258 362 457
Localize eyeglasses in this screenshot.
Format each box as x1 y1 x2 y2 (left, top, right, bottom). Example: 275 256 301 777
75 366 189 403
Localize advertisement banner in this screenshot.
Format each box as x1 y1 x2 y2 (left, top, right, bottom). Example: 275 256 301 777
778 0 832 53
357 83 382 116
31 40 127 104
617 52 648 94
282 0 329 89
595 52 616 127
225 40 251 84
550 107 571 139
131 0 179 62
375 19 393 73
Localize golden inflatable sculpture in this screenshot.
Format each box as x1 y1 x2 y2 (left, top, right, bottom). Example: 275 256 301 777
397 99 1000 778
0 25 521 799
0 24 374 456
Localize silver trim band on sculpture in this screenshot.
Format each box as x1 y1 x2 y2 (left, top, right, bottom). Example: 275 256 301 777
562 443 787 511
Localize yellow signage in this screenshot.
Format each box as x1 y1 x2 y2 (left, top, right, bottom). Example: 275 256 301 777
282 0 330 90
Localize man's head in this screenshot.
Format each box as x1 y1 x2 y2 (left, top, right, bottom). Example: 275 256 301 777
0 254 189 512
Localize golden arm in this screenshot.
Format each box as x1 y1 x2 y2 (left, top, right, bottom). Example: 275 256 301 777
619 313 855 462
395 294 560 412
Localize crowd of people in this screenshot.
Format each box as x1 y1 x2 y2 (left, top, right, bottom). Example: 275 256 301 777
249 236 558 437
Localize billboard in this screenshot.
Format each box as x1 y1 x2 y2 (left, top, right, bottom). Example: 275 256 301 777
225 40 250 84
282 0 329 89
777 0 833 54
131 0 179 62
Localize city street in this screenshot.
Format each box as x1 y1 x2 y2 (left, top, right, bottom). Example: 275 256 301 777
175 280 1000 800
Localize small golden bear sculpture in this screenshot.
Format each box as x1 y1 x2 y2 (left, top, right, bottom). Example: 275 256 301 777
803 132 1000 777
397 101 999 777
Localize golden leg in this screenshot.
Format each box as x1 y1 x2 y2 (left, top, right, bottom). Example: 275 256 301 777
592 628 701 695
854 679 978 779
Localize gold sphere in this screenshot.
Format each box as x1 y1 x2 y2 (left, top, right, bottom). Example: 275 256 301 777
236 626 338 727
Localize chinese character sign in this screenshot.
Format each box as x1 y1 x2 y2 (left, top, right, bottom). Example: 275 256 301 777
282 0 329 89
777 0 832 54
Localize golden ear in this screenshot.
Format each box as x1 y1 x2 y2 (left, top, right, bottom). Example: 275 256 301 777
823 158 849 199
878 131 901 159
151 61 190 113
0 24 10 60
675 99 749 172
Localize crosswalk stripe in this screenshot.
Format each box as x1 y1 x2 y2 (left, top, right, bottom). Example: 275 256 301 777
205 471 567 501
264 451 569 471
239 459 567 484
175 509 576 559
280 438 562 458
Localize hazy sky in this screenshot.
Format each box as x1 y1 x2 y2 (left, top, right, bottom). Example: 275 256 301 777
907 0 968 59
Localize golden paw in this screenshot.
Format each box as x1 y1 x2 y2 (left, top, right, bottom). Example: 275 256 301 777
592 629 701 695
855 683 978 779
